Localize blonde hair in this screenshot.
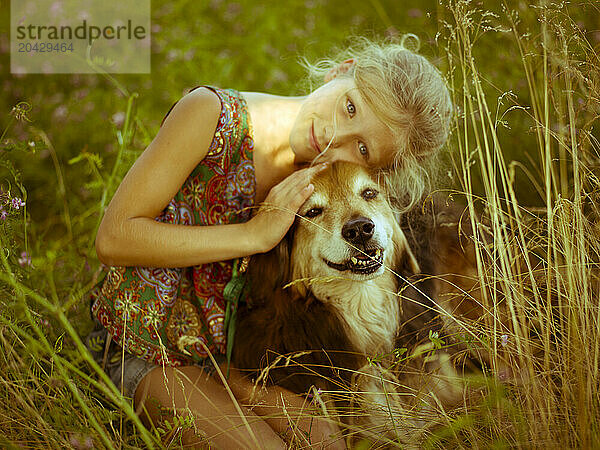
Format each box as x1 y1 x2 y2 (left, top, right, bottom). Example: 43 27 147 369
301 35 453 212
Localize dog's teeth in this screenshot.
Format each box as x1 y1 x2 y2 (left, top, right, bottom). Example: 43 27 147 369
351 257 358 265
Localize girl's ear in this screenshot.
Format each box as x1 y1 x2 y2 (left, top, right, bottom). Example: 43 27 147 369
324 59 356 83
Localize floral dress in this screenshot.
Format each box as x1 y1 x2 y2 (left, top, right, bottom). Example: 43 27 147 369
89 85 256 366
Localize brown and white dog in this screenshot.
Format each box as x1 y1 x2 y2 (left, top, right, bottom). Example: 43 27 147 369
233 161 554 444
232 162 445 441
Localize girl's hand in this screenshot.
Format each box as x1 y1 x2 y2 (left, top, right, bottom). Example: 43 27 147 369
249 163 329 253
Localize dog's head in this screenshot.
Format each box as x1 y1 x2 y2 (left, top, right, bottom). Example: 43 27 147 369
277 162 419 297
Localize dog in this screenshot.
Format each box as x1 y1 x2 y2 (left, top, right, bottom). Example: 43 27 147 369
232 161 448 443
232 161 572 445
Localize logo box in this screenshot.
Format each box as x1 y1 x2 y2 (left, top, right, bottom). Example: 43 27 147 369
11 0 151 74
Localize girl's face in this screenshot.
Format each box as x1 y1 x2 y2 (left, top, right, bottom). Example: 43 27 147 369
289 77 399 168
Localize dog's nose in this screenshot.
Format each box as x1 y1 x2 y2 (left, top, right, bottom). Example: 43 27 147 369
342 217 375 244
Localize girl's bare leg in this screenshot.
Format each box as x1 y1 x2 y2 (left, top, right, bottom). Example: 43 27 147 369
222 364 347 449
135 365 286 449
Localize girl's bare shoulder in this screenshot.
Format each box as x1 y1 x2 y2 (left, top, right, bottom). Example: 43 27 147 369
153 86 223 162
98 87 223 229
161 86 222 131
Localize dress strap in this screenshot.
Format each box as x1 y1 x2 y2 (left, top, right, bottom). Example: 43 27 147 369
160 84 219 127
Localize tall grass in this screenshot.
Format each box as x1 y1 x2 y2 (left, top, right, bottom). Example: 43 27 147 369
0 0 599 448
1 92 158 447
433 0 600 447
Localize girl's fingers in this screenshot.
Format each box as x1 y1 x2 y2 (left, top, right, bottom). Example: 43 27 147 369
275 162 328 197
283 162 329 186
294 183 314 208
261 163 328 217
282 177 318 211
300 162 330 181
253 167 325 251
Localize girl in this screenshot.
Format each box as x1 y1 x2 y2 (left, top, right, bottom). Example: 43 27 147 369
87 36 453 448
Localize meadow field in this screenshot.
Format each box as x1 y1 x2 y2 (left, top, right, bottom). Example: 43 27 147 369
1 0 599 447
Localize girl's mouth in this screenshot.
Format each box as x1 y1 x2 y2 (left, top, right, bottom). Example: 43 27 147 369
310 122 321 154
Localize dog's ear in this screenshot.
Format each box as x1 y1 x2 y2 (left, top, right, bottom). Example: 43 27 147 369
276 221 312 299
394 216 442 348
275 222 296 286
393 223 420 277
248 222 296 302
374 170 420 276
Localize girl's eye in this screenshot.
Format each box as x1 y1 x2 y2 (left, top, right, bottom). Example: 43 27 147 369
358 142 369 159
305 207 323 218
346 98 356 116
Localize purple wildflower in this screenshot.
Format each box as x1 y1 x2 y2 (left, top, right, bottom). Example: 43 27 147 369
52 105 68 121
308 387 323 404
49 2 63 17
500 334 509 348
69 435 93 450
11 197 25 210
18 251 31 267
111 111 125 127
0 208 7 221
497 368 510 382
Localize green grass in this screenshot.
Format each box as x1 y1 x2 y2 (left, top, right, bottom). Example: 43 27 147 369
1 0 599 447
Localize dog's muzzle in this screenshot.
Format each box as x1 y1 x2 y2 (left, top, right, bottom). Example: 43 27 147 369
325 247 384 275
342 217 375 246
324 216 385 275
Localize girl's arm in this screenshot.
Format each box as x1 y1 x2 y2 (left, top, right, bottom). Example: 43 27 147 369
95 88 321 268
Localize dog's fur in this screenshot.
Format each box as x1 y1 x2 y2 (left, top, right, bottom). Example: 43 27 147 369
232 161 575 444
233 162 425 386
232 162 448 442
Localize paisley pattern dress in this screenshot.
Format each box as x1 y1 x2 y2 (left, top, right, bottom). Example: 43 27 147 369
89 86 256 366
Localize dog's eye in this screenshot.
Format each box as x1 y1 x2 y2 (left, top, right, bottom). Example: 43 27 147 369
305 207 323 218
361 188 378 200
